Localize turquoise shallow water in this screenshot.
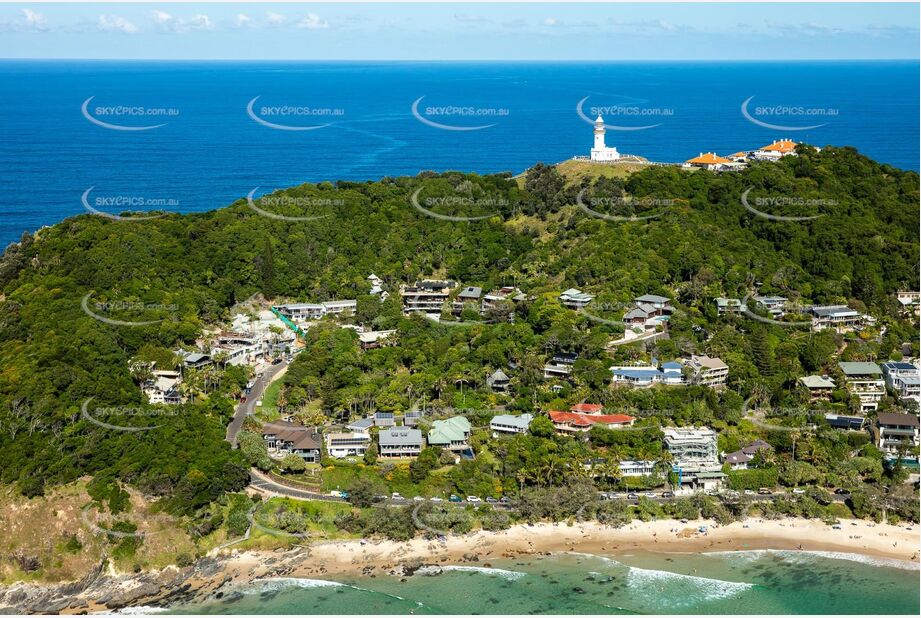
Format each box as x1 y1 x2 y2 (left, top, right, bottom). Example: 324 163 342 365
165 550 920 615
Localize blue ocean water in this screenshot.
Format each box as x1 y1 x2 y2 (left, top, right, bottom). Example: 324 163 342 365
164 550 921 615
0 60 917 247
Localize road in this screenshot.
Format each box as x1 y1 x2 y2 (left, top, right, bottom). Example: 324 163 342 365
225 360 289 446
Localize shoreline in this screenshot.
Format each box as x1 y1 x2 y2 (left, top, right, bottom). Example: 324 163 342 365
2 516 917 614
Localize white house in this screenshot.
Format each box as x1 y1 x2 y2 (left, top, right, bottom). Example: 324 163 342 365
881 362 921 404
490 413 533 436
559 288 594 309
325 432 371 458
838 361 886 413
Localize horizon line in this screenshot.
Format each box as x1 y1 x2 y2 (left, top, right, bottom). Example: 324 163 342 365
2 57 919 62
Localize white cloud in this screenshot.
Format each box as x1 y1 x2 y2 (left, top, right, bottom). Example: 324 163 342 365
150 10 213 34
543 17 560 27
98 14 138 34
21 8 49 32
265 12 287 27
233 13 252 28
454 14 486 24
297 13 328 30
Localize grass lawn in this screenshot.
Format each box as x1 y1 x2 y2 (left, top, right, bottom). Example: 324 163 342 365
320 460 455 499
256 379 284 420
251 497 357 541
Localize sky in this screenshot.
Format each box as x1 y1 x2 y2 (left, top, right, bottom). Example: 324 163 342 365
0 2 918 60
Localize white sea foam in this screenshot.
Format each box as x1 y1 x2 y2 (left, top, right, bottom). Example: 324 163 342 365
415 565 527 580
112 606 168 615
625 566 754 603
708 549 920 571
563 551 621 567
244 577 345 594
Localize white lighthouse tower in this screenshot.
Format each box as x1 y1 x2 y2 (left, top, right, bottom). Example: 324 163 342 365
590 115 621 162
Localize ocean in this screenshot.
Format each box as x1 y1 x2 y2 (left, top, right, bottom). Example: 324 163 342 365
0 60 918 248
163 550 920 615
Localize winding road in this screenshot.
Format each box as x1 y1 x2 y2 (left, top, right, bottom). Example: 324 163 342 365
225 359 289 446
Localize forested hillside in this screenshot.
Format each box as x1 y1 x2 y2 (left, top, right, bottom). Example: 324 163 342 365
0 144 917 510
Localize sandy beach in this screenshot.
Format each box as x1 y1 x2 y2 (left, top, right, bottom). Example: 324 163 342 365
13 516 914 614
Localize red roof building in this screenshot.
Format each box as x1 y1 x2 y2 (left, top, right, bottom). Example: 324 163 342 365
548 405 635 434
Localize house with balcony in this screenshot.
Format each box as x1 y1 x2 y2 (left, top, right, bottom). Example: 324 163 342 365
358 330 396 350
325 432 371 458
543 351 578 380
752 138 799 161
896 291 920 316
876 412 919 459
617 460 656 477
753 295 788 317
378 427 423 459
682 355 729 389
663 427 725 491
368 274 389 300
490 413 533 436
141 370 183 405
559 288 594 309
810 305 870 333
722 440 772 470
426 416 472 454
486 369 511 392
610 359 685 388
715 297 744 315
838 361 886 413
798 375 836 402
548 404 635 435
881 362 921 404
400 280 457 315
481 286 527 313
623 294 674 329
261 421 322 462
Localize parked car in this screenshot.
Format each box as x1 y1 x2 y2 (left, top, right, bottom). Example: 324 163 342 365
834 488 850 495
661 491 674 498
499 496 510 504
792 488 806 494
391 492 403 500
758 488 772 495
627 493 639 500
449 494 462 503
486 497 498 503
744 489 756 495
466 496 482 503
413 496 425 502
643 492 657 498
430 497 444 503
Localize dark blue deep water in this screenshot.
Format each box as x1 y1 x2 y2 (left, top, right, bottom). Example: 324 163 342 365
0 60 917 247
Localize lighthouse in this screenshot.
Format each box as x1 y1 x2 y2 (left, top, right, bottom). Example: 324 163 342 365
590 115 621 162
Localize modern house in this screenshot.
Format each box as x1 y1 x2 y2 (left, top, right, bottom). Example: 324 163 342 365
176 350 212 369
610 359 685 388
682 355 729 388
810 305 869 333
617 460 656 477
358 330 396 350
261 421 322 462
543 352 578 380
753 295 788 317
481 286 527 313
714 297 744 315
426 416 472 454
274 300 357 322
824 413 866 431
876 412 920 459
623 294 674 329
559 288 594 309
486 369 511 392
325 432 371 458
896 290 920 316
663 427 725 491
346 417 375 432
490 413 533 435
838 361 886 413
881 362 921 404
798 375 836 401
214 331 266 366
457 286 482 303
722 440 773 470
378 427 424 459
548 405 635 435
141 370 183 405
400 280 457 315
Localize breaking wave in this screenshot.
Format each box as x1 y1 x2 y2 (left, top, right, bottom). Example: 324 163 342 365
625 566 754 603
415 565 527 580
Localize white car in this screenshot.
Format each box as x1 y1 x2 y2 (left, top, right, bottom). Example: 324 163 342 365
429 497 444 503
413 496 425 502
744 489 756 495
792 488 806 494
466 496 481 503
391 492 403 500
